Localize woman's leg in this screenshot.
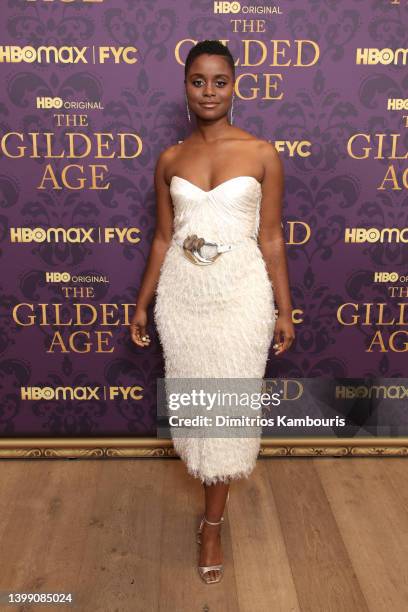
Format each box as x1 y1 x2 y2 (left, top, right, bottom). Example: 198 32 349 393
204 481 229 520
198 481 230 581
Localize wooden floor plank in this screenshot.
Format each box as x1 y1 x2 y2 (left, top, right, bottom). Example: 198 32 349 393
75 458 165 611
268 458 369 612
0 460 100 610
316 458 408 612
229 461 300 612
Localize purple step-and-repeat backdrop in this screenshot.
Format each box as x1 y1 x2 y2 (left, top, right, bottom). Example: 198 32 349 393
0 0 407 439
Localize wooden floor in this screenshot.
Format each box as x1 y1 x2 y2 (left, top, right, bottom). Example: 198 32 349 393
0 457 407 612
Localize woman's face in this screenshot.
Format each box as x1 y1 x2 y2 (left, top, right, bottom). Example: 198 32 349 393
185 53 235 121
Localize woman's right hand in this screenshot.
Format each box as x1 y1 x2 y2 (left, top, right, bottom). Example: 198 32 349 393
130 308 151 347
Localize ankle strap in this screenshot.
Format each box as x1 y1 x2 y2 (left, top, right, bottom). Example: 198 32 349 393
203 516 224 526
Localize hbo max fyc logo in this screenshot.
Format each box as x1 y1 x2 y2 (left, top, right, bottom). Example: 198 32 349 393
214 1 241 13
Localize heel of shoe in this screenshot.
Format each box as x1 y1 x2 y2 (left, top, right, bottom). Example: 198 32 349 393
196 515 205 545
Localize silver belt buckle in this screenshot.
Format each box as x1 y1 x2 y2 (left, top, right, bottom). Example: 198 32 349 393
183 239 221 266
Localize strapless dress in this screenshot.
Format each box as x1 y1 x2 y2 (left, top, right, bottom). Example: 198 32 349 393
153 175 276 485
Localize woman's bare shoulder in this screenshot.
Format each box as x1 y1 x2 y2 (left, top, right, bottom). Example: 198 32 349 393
230 130 279 157
231 131 280 163
156 143 181 165
248 137 281 163
154 143 183 180
256 140 283 184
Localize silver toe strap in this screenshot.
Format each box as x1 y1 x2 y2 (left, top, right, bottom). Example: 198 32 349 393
198 564 224 572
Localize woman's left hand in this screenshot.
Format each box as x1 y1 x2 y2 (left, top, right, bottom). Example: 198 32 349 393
273 313 295 355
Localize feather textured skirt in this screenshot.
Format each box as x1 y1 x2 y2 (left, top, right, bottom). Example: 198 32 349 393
154 240 276 485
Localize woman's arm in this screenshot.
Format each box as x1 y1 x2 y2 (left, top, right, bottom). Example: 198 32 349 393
130 147 175 347
257 141 295 355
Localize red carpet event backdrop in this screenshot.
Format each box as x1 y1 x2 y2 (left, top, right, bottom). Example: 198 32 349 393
0 0 407 438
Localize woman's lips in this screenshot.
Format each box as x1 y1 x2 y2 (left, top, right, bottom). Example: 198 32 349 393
200 103 219 108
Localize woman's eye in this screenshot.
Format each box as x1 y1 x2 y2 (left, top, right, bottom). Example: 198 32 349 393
192 80 227 87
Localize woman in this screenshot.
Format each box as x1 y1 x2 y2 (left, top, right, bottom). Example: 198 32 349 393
130 40 295 584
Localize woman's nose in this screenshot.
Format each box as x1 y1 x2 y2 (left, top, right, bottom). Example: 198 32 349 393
203 84 216 96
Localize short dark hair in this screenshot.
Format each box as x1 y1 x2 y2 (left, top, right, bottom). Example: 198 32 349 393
184 40 235 81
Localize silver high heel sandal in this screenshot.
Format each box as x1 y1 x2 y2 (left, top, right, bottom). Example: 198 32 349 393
197 516 225 584
196 491 229 584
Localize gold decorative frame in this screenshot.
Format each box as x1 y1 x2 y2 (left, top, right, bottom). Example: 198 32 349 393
0 438 407 458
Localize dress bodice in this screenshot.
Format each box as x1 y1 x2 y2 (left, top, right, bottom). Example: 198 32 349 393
169 175 262 244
